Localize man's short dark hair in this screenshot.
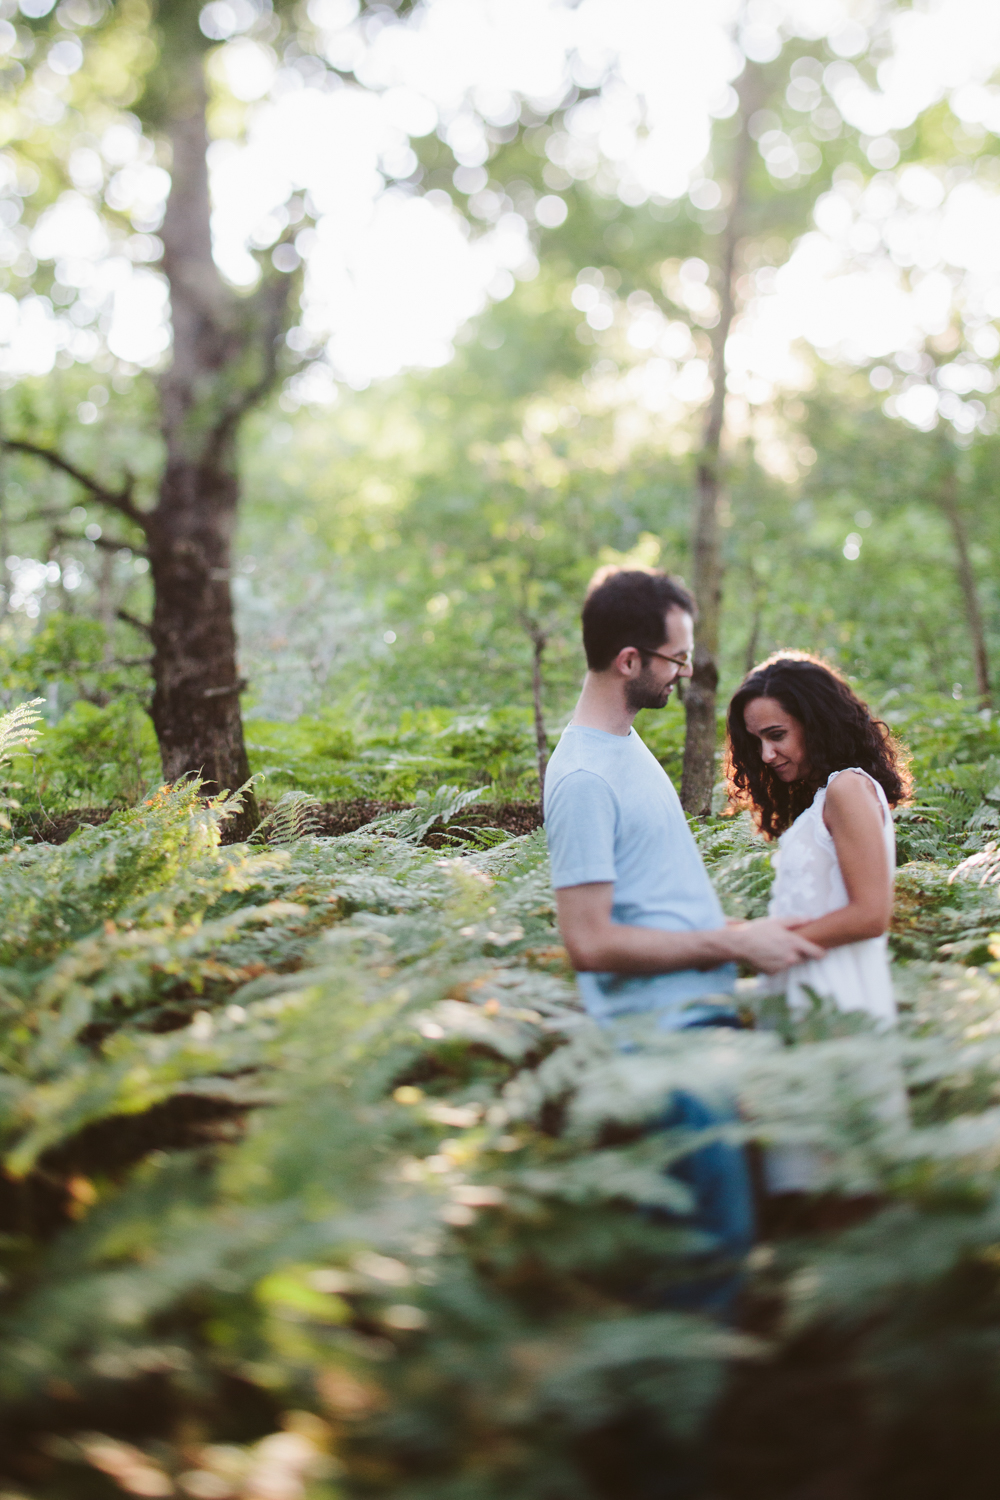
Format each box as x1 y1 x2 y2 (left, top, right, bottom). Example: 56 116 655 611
581 567 696 671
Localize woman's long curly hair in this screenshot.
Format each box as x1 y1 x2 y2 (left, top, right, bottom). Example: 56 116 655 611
725 652 910 839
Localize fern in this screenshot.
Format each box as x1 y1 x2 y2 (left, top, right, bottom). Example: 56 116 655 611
1 730 1000 1493
695 810 775 920
0 696 43 831
250 788 324 845
366 781 490 842
951 839 1000 889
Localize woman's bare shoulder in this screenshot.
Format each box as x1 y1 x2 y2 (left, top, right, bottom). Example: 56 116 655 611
823 770 882 820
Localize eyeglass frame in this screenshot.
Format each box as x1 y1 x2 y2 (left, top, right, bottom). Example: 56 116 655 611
634 644 694 671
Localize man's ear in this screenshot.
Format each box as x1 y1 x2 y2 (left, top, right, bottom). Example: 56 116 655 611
612 646 642 677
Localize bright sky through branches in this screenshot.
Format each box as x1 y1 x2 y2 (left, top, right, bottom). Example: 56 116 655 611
2 0 1000 429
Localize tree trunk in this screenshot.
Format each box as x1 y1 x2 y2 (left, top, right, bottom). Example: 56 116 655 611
743 555 767 674
744 605 762 677
1 45 293 835
529 629 549 813
146 488 250 799
680 68 759 816
97 547 115 662
681 458 722 817
937 466 991 707
143 49 291 835
0 434 9 628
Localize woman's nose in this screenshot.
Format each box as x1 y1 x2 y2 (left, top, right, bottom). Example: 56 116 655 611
760 741 776 762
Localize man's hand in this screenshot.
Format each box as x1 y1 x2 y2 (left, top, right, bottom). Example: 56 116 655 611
727 918 824 975
554 884 824 977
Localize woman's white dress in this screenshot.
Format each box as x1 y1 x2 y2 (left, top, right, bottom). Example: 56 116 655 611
757 767 898 1193
764 766 896 1024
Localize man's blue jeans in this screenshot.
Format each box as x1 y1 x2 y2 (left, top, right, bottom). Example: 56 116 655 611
649 1019 756 1317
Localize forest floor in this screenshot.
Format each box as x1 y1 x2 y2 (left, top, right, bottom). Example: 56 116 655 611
15 799 546 847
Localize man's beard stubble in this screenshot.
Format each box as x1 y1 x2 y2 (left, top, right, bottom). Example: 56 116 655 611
624 668 673 714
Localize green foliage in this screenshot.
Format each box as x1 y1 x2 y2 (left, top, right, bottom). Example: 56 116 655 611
250 788 324 846
365 782 488 842
0 698 993 1495
17 697 161 812
696 810 776 923
0 695 43 830
0 614 108 692
245 708 542 803
0 614 158 815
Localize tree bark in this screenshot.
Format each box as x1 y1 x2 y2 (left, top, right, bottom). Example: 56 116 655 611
149 61 255 824
680 68 759 816
743 554 767 674
0 428 9 629
145 45 293 835
529 628 549 813
938 465 992 707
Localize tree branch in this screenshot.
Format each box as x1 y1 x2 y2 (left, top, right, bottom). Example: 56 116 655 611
1 439 146 527
117 609 153 638
92 532 149 557
52 526 149 558
231 261 296 426
18 506 84 525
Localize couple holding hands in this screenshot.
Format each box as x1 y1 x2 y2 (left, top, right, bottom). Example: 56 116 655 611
543 566 908 1295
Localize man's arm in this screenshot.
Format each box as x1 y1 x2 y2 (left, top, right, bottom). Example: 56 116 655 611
555 883 825 977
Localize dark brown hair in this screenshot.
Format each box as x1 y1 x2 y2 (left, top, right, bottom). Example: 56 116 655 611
581 567 695 671
725 652 910 839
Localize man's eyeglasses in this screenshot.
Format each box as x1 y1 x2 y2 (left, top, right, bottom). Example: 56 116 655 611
636 645 694 670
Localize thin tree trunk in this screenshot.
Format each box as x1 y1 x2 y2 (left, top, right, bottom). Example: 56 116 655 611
743 556 767 674
938 467 992 707
97 547 115 661
530 629 549 813
0 405 9 628
744 607 762 677
680 67 760 816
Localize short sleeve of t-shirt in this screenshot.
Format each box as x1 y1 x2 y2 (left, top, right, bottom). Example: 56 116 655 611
545 769 619 889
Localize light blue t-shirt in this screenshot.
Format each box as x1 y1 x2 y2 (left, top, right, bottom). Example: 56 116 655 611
543 724 736 1028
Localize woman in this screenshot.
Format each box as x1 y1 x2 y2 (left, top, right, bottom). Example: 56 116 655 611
726 652 910 1025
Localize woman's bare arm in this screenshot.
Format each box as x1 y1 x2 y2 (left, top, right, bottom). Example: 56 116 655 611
790 771 893 949
555 885 824 976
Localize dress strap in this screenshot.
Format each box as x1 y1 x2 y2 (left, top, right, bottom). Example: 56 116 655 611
822 768 890 823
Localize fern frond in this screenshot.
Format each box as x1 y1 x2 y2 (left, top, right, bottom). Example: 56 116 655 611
0 698 44 766
250 789 323 846
367 783 489 843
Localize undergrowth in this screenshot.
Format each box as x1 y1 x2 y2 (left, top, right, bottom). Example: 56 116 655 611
0 700 996 1497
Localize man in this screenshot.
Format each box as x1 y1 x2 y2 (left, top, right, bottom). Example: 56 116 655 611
544 567 823 1301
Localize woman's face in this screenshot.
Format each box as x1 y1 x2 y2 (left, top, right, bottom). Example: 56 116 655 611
743 695 811 782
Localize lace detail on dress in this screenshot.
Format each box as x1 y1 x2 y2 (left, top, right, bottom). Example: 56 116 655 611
760 769 899 1193
768 768 892 923
762 764 896 1025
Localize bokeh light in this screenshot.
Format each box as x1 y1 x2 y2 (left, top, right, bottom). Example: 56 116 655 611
2 0 1000 418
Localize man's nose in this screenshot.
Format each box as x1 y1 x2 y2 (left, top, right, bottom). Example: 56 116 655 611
680 659 693 678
